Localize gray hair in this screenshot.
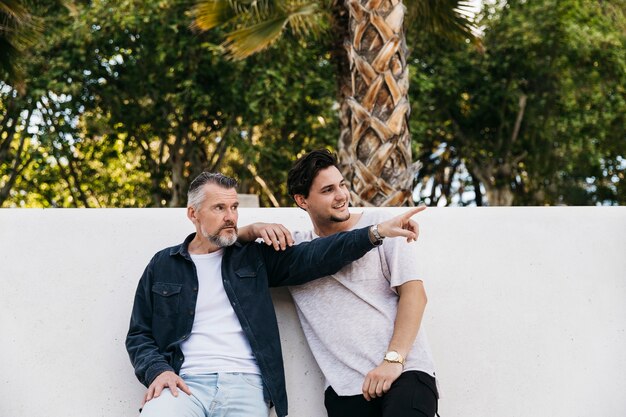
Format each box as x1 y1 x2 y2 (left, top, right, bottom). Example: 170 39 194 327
187 172 238 209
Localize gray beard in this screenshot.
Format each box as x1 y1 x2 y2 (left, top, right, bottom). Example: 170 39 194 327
203 228 237 247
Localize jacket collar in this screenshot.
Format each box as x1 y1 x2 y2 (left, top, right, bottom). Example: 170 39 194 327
169 233 195 259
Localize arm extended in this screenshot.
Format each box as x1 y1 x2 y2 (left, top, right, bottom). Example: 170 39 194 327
260 207 424 287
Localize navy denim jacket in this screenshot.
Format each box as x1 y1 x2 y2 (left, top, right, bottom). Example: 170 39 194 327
126 226 376 417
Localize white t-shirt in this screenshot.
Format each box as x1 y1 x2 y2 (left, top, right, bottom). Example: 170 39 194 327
180 249 260 376
289 210 436 396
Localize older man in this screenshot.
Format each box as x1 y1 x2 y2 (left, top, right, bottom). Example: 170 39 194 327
126 172 423 417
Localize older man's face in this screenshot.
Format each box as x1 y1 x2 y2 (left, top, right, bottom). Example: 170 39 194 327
192 183 239 247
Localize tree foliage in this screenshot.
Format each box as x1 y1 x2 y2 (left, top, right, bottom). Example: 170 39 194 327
0 0 42 89
410 0 626 205
2 0 339 207
1 0 624 207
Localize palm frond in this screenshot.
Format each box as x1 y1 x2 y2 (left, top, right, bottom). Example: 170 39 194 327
285 2 319 38
222 14 288 59
192 0 239 31
223 2 319 59
1 0 41 87
0 0 29 22
406 0 479 45
193 0 321 59
192 0 279 31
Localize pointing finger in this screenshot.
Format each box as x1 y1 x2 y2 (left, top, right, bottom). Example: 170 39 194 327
402 205 426 219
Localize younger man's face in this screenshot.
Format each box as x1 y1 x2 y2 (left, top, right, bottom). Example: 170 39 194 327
297 166 351 224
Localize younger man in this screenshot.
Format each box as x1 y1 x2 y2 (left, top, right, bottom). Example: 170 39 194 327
247 150 438 417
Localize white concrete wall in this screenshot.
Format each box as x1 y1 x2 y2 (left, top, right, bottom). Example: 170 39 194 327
1 207 625 417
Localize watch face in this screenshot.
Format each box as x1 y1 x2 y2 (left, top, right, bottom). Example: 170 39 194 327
386 351 399 361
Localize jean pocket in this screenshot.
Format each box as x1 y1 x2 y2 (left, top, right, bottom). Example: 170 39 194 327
412 372 438 416
239 373 264 390
152 282 182 317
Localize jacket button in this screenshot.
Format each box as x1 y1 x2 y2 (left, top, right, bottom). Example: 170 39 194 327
189 310 194 315
193 287 198 292
162 291 168 295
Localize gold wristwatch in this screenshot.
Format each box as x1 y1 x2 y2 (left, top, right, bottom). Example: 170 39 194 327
384 350 405 367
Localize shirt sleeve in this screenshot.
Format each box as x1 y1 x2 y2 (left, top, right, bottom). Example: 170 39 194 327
366 210 425 290
260 226 376 287
125 255 175 386
383 234 424 290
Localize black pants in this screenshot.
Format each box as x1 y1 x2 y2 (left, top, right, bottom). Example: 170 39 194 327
324 371 439 417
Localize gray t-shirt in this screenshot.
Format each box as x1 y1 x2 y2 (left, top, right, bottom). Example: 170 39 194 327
289 210 436 396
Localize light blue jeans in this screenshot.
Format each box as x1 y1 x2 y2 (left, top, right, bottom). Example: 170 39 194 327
140 373 270 417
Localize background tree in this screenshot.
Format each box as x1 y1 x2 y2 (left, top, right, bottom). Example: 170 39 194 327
2 0 624 207
410 0 626 205
2 0 339 207
192 0 476 206
1 0 57 207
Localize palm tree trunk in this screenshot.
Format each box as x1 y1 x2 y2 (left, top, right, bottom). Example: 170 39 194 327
330 2 354 185
339 0 419 206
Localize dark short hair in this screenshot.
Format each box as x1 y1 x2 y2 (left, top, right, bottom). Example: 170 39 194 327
187 172 238 208
287 149 339 198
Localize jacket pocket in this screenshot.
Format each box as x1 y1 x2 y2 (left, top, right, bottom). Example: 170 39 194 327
235 266 258 279
152 282 182 318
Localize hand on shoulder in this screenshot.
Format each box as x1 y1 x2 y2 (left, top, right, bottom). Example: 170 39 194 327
240 222 294 251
